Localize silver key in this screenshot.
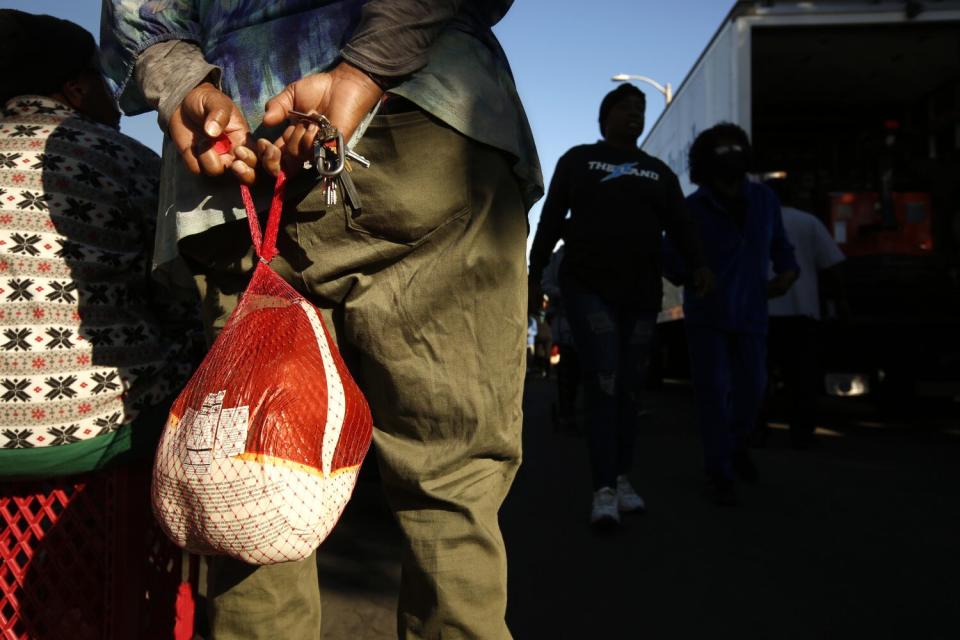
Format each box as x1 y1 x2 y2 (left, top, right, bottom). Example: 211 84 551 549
324 178 338 206
345 148 371 169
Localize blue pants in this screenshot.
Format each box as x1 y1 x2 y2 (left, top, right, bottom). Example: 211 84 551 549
562 281 657 490
685 326 767 480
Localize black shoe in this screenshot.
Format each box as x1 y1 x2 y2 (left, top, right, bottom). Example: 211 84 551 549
705 474 738 507
732 449 759 485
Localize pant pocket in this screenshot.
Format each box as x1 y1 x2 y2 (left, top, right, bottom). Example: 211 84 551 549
344 110 472 246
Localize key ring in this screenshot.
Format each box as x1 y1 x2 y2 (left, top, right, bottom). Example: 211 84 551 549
288 110 345 177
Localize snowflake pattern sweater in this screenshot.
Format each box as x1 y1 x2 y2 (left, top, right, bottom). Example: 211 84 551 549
0 96 196 454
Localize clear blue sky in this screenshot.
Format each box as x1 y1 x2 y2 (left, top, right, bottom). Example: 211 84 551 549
3 0 733 233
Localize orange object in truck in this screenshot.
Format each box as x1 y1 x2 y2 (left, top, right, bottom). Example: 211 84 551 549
828 192 933 256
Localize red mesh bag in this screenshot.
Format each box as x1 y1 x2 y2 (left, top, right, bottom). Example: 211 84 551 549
151 172 373 565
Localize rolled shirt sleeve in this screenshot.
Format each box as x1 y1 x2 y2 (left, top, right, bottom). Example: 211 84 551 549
134 40 221 132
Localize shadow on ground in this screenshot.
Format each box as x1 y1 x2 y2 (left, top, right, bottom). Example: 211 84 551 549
317 377 960 639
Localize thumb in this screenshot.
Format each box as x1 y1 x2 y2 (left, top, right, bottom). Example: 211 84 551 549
200 91 234 138
263 85 296 127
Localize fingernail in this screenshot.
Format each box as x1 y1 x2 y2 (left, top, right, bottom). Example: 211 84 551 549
205 122 222 137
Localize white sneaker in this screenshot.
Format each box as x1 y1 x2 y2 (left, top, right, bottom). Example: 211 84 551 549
616 475 646 513
590 487 620 525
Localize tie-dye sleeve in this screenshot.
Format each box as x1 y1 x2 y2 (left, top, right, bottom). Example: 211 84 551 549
99 0 204 116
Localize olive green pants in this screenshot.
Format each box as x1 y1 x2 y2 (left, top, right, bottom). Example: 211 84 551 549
180 110 527 639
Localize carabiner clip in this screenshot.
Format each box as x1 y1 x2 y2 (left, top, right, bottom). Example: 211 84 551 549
314 131 346 177
287 110 346 178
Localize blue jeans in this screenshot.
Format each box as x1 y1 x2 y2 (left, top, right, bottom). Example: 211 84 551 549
685 326 767 480
562 279 657 490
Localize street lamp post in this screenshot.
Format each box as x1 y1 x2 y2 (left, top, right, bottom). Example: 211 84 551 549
611 73 673 104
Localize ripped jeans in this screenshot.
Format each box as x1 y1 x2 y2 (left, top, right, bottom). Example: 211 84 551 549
561 278 657 490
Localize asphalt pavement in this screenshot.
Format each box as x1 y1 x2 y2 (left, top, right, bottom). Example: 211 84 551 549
317 376 960 639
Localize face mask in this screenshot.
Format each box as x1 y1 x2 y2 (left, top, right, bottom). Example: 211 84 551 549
712 145 747 182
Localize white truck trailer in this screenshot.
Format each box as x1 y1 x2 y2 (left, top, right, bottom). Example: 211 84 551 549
645 0 960 403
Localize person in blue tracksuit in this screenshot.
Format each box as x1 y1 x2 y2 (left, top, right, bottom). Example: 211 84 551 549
664 123 799 505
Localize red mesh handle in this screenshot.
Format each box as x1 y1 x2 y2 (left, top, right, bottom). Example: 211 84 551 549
215 133 287 263
239 170 287 263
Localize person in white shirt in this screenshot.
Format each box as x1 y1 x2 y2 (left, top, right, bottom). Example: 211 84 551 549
767 195 846 448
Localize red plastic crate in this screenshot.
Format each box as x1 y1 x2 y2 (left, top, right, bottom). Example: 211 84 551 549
0 465 185 640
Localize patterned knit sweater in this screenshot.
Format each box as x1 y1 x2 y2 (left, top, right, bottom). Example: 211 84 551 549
0 96 196 454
